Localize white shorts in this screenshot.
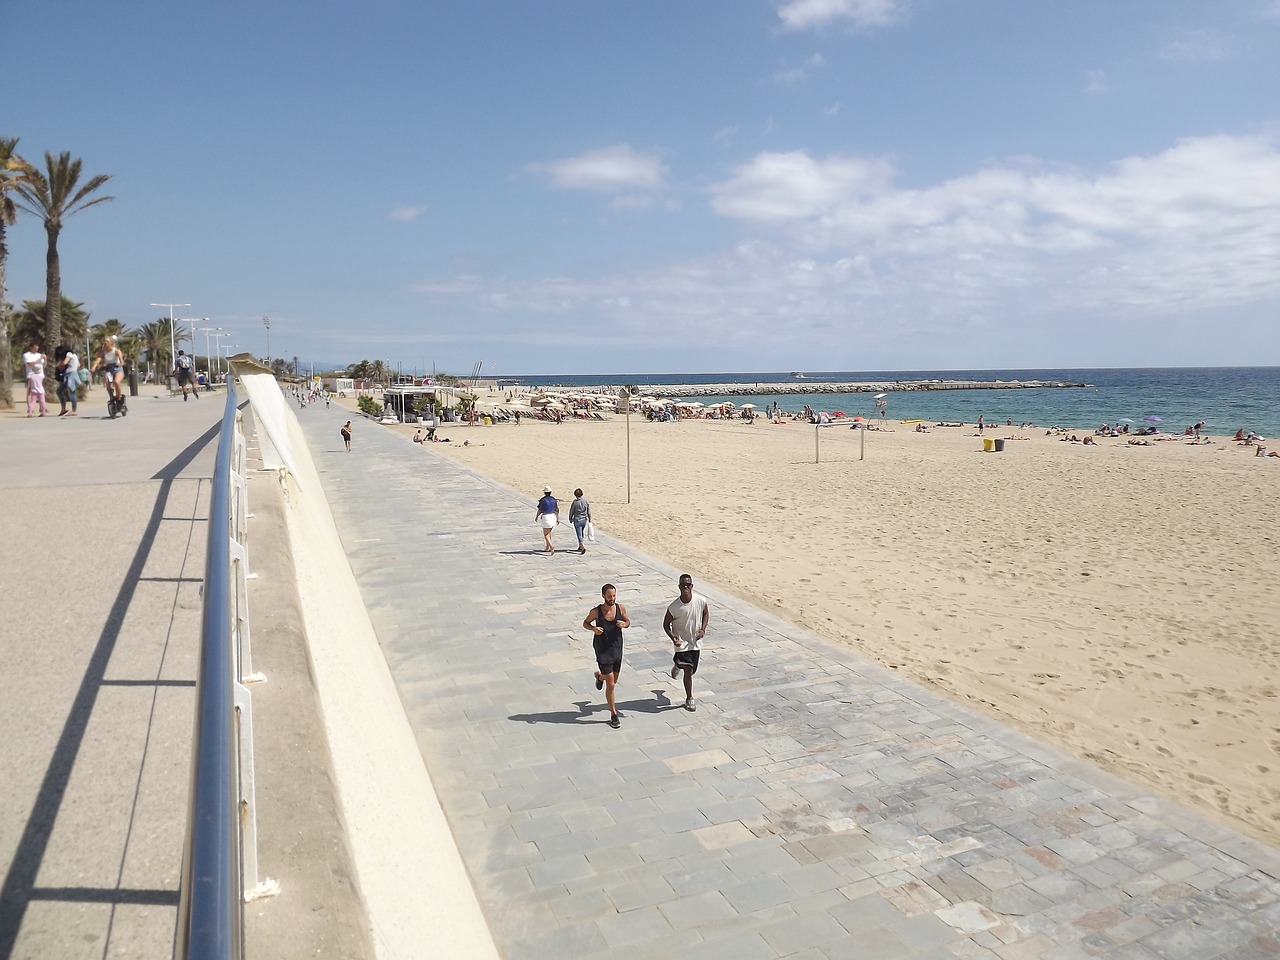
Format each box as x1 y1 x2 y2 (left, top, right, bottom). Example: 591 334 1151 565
540 515 558 530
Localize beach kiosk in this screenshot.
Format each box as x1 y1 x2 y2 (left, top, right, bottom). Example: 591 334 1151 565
381 384 455 425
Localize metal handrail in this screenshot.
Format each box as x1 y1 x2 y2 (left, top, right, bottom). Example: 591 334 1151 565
175 380 243 960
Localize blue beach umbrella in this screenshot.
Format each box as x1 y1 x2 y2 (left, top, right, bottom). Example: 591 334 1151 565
1143 415 1162 423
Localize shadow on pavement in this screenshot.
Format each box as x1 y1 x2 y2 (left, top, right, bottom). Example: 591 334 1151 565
0 417 222 959
508 691 681 725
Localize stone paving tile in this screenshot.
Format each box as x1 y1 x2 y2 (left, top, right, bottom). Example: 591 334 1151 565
296 411 1280 959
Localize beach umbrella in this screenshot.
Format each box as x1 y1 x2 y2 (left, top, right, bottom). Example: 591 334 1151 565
1117 417 1133 424
1143 415 1162 423
873 392 887 399
832 411 847 418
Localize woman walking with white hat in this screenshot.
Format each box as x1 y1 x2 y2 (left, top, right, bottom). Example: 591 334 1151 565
535 485 559 554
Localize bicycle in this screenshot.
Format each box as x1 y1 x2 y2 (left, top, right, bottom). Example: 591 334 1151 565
104 370 128 418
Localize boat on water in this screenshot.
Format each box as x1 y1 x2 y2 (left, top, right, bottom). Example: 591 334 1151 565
792 372 806 379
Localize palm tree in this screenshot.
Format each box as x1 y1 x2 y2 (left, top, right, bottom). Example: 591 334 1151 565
90 318 137 371
13 151 114 350
0 137 34 409
136 319 172 383
14 296 90 353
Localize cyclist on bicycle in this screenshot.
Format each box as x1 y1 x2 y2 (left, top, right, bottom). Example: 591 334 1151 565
91 335 126 408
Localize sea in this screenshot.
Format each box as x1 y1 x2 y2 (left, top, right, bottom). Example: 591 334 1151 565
508 367 1280 438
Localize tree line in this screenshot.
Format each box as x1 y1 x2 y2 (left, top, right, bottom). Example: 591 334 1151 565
1 137 115 408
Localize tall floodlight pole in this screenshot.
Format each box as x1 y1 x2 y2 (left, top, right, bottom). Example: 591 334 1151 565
150 302 190 374
263 317 271 363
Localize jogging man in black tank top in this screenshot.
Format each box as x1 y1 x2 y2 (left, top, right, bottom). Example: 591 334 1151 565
583 583 630 728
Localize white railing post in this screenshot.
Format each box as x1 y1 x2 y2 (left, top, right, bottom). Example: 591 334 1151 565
234 680 278 902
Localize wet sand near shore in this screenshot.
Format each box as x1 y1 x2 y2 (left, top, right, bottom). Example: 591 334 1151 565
335 393 1280 848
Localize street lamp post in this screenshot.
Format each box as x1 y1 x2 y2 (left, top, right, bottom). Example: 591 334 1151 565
177 318 208 384
150 302 190 377
196 327 220 386
211 332 231 379
221 344 238 379
620 385 637 504
262 317 271 363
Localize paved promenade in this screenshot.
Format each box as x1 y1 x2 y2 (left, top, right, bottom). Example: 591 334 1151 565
299 406 1280 960
0 389 372 959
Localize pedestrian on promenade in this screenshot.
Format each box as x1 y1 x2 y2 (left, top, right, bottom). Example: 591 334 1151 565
664 573 710 712
340 420 353 451
174 350 198 400
535 485 559 554
569 488 592 554
55 345 80 416
22 341 48 417
583 582 630 728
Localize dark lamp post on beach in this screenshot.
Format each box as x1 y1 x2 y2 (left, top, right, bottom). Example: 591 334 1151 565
621 385 637 504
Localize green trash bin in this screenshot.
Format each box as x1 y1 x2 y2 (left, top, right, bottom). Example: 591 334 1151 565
994 438 1006 452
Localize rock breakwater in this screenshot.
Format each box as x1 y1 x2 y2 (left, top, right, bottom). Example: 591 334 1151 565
626 379 1087 398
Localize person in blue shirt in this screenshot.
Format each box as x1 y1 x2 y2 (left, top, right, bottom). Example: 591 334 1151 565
535 486 559 553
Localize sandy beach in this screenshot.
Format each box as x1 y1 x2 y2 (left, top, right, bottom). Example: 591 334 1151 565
339 392 1280 848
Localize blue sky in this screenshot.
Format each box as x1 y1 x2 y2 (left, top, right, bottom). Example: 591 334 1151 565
5 0 1280 376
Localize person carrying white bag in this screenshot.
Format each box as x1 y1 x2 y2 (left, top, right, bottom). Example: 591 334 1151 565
569 488 593 555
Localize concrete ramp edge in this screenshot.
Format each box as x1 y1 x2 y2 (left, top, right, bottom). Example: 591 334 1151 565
238 372 500 960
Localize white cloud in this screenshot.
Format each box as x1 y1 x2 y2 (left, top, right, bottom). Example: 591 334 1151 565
390 204 427 222
1085 69 1107 94
776 0 906 31
409 275 483 295
530 145 667 193
612 193 655 211
708 152 896 221
775 53 827 84
1157 30 1231 63
703 135 1280 320
415 134 1280 358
